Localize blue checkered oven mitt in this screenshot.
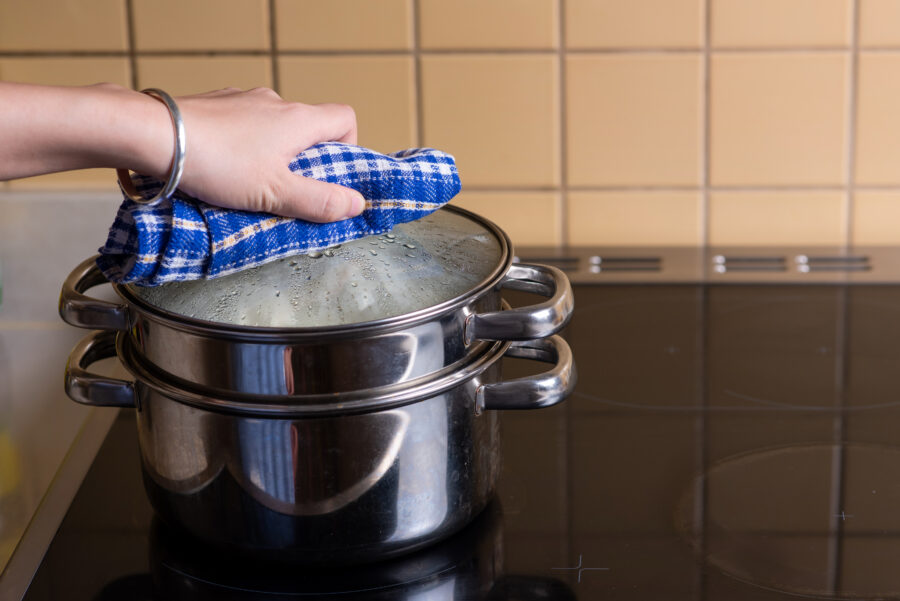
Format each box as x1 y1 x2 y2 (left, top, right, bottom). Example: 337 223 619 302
96 143 461 285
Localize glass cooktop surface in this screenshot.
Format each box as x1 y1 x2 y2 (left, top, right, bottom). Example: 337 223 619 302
22 282 900 600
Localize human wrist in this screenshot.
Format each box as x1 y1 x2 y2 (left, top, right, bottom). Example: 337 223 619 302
105 86 175 180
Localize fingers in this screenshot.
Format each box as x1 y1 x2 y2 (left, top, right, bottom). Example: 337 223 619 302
270 175 365 223
310 103 358 146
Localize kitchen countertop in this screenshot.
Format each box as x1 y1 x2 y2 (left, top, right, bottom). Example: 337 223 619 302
0 189 127 597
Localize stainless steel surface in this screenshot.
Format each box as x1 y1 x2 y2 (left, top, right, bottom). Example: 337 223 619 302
465 263 573 343
62 329 574 562
60 210 574 399
476 335 576 413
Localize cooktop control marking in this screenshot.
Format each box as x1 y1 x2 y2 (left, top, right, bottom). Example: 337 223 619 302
551 555 609 583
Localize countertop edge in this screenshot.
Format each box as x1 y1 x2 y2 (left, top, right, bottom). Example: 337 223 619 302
0 407 120 601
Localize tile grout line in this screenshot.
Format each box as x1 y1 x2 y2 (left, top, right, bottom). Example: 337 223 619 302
558 0 568 246
702 0 712 246
11 46 900 57
124 0 138 89
844 0 861 247
268 0 280 93
462 184 900 192
412 0 424 148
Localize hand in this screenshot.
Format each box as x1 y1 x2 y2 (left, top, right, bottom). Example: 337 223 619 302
0 82 365 223
139 87 365 222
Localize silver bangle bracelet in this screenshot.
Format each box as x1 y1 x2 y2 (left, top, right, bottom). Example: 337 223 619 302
116 88 186 205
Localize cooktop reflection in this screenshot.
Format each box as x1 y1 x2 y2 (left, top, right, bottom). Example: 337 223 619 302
23 283 900 600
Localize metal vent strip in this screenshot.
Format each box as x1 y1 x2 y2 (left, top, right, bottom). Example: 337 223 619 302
588 255 662 273
713 254 786 273
513 255 579 272
795 254 871 273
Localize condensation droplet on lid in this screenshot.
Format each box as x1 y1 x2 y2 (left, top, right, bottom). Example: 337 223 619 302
324 249 334 257
275 291 280 297
370 250 378 256
407 253 415 258
351 282 357 287
308 251 323 258
386 233 396 239
404 243 416 249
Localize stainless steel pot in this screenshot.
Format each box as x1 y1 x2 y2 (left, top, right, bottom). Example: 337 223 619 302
59 207 573 398
65 328 575 562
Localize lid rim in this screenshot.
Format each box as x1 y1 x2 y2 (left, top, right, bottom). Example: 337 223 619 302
117 206 513 340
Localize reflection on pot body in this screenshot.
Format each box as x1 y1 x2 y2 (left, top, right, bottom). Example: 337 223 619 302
138 397 223 494
226 327 441 396
230 411 410 516
137 367 500 562
388 392 448 541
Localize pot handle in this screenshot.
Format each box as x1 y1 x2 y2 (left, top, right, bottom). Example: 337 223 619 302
59 255 130 331
466 263 573 343
65 330 136 409
477 335 576 413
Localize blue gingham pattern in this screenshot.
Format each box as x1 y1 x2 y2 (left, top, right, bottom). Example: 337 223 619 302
97 143 460 285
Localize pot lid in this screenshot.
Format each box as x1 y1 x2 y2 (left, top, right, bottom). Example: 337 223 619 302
126 207 507 328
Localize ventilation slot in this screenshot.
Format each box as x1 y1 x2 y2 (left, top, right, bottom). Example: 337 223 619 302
514 256 579 272
796 255 871 273
588 256 662 273
713 255 787 273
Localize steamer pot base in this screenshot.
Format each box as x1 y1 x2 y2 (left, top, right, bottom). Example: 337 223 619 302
63 329 574 564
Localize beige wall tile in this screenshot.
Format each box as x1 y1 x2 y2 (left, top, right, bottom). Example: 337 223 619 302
860 0 900 47
853 192 900 245
568 191 702 246
0 58 131 87
421 55 559 187
567 54 702 187
1 58 131 190
420 0 556 49
0 0 127 51
566 0 703 49
855 53 900 185
277 0 411 50
709 191 846 245
137 57 272 96
451 192 560 246
7 170 120 191
711 0 852 48
132 0 269 51
710 53 848 186
280 56 415 152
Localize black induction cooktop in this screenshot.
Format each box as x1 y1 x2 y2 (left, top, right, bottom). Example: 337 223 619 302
22 277 900 600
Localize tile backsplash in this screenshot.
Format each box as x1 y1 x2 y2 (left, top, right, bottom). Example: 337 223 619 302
2 0 900 247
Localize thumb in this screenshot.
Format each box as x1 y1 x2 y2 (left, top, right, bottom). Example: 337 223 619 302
272 175 366 223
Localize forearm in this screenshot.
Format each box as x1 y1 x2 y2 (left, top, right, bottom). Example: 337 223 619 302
0 82 171 180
